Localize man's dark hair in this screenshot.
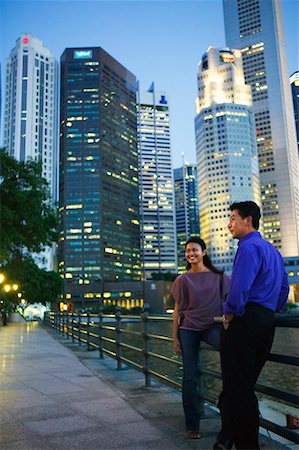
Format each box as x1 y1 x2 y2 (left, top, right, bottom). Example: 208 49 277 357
230 201 261 230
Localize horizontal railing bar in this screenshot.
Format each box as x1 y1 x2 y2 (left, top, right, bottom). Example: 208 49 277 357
198 390 217 404
255 383 299 406
147 351 182 366
274 315 299 327
118 315 142 321
119 329 142 337
119 355 143 371
102 336 116 345
101 348 116 358
147 333 173 342
198 367 222 380
268 353 299 366
147 316 172 321
89 332 98 338
101 325 117 331
119 342 143 353
88 342 98 349
147 368 181 388
259 417 299 444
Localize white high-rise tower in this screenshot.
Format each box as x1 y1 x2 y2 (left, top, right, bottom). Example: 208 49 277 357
195 47 261 272
223 0 299 256
138 85 177 279
4 34 58 201
3 34 58 270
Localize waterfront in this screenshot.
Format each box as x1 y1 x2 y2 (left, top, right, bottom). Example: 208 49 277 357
102 320 299 406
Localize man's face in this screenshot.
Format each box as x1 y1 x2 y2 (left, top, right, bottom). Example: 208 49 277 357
228 209 251 239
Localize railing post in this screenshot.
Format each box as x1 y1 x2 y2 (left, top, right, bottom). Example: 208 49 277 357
141 303 151 387
98 305 104 359
78 312 81 346
197 349 205 417
71 312 75 343
66 312 69 339
115 306 122 370
63 312 66 337
54 312 58 332
59 312 62 333
87 312 91 350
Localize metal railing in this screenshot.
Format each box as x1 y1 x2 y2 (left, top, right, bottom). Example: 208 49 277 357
44 306 299 444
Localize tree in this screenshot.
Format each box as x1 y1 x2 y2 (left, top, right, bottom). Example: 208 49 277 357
1 256 63 305
0 149 62 304
0 149 58 262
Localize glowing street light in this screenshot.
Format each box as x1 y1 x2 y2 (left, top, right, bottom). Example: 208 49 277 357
4 284 11 293
0 274 5 284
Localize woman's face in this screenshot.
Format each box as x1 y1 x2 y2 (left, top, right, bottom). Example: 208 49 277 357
185 242 205 265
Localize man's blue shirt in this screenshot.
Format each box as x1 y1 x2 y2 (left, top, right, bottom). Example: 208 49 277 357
223 231 289 316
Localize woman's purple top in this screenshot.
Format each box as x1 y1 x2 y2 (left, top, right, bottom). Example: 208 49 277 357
171 271 230 331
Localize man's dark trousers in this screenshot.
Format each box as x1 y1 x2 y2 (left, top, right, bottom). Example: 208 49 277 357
218 303 275 449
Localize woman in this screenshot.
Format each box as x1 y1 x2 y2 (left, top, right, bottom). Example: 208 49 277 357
171 237 230 439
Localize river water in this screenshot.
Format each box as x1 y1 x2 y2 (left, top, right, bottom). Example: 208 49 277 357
102 320 299 407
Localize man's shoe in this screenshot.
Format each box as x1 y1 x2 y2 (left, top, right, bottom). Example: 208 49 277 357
213 438 233 449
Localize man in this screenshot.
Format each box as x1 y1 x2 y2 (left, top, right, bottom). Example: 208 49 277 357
214 201 289 450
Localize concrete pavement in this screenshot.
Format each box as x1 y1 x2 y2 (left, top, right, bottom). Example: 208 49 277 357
0 322 292 449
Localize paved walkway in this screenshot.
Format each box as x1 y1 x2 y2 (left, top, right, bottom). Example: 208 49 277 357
0 322 293 450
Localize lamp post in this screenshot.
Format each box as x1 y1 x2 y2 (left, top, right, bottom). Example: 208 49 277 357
1 278 20 324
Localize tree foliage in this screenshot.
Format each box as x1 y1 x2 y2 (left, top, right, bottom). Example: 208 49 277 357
0 148 58 262
1 255 63 305
0 149 62 304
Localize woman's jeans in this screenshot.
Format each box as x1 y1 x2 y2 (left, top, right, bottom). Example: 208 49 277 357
179 325 220 432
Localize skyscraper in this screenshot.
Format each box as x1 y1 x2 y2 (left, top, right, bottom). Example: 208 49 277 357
59 47 141 307
174 163 200 273
290 71 299 153
223 0 299 256
138 85 177 280
195 47 261 272
4 33 58 201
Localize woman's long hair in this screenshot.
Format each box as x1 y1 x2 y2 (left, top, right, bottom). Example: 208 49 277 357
185 237 223 274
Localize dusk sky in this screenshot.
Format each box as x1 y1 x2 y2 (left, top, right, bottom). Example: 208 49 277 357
1 0 298 168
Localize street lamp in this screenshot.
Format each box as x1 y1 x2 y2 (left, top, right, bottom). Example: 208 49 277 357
4 284 11 293
0 274 5 284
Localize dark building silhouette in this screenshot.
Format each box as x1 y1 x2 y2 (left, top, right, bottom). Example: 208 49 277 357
59 47 141 309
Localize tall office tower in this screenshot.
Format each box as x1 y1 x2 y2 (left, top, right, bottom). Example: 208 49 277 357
223 0 299 256
138 85 177 280
290 72 299 153
3 34 58 270
195 47 261 272
3 33 58 201
174 163 200 273
59 47 141 307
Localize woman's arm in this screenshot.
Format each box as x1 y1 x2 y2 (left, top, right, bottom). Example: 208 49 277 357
173 301 181 354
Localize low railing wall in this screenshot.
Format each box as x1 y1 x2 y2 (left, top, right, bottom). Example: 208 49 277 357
44 306 299 444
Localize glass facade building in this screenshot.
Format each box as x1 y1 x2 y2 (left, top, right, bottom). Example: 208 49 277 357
290 72 299 154
174 164 200 273
138 86 177 280
223 0 299 256
3 33 58 270
195 47 261 273
59 47 141 307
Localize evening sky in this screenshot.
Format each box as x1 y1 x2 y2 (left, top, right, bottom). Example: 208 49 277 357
0 0 298 167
